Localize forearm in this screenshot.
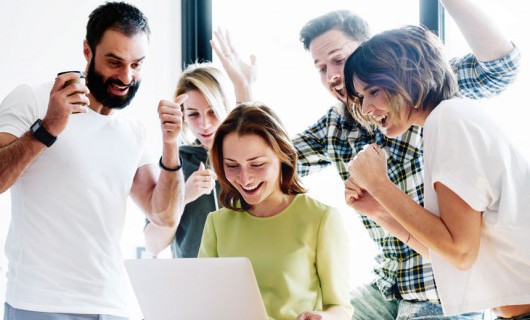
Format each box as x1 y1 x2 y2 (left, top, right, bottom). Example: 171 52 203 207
144 222 177 256
370 208 430 257
149 143 185 227
234 82 252 103
441 0 513 61
0 132 45 193
370 180 466 266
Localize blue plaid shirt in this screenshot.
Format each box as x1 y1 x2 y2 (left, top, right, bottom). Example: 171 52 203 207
293 47 521 302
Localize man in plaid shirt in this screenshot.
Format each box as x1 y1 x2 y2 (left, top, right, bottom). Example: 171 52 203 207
296 0 520 319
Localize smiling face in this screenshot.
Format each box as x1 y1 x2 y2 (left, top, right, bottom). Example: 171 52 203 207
222 133 284 212
84 29 148 110
353 77 417 138
183 89 221 150
310 29 361 104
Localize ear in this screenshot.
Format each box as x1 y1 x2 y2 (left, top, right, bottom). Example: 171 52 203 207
83 40 92 63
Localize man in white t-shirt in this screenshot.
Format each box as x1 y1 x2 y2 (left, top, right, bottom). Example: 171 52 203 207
0 2 185 319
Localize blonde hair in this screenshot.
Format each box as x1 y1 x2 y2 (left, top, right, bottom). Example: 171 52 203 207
175 63 234 145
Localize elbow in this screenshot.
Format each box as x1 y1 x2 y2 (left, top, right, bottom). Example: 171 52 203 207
144 240 165 257
152 214 177 229
451 250 478 271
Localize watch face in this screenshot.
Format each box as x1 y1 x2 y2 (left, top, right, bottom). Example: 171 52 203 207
31 119 42 132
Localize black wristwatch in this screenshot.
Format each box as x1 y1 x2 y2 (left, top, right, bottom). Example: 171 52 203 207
30 119 57 147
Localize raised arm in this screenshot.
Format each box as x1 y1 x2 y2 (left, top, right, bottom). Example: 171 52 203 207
131 95 187 229
441 0 520 98
440 0 513 61
210 28 256 102
0 74 89 194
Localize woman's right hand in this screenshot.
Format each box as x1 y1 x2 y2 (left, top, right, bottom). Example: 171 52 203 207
210 28 256 102
184 162 217 204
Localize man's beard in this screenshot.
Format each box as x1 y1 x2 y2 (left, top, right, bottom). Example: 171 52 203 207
85 58 141 110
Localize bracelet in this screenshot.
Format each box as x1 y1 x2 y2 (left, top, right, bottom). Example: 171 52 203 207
405 233 411 245
159 156 182 172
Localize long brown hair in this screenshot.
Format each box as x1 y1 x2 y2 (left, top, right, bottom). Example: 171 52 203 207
209 102 307 211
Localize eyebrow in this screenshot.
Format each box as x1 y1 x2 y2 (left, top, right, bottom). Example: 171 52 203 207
224 156 264 162
104 53 146 63
314 48 343 65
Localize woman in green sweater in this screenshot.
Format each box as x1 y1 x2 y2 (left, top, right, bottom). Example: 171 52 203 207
199 103 353 320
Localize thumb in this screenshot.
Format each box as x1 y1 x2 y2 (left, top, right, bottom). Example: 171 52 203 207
199 162 205 171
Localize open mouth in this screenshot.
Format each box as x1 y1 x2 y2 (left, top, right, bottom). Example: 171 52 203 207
333 84 346 101
240 182 263 196
372 114 388 128
108 83 130 96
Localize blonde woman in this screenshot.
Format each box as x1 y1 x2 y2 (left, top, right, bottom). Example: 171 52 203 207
144 31 256 257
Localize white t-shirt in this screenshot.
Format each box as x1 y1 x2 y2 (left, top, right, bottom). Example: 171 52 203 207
0 83 153 316
423 98 530 315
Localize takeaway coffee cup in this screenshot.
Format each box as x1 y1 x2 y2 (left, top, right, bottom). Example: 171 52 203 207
57 70 85 87
57 71 87 113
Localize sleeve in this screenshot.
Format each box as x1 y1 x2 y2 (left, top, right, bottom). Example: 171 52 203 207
137 124 157 168
197 213 218 257
425 107 494 212
0 84 39 137
450 45 521 99
316 209 353 317
292 111 333 177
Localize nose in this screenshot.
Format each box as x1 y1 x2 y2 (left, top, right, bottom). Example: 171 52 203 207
118 66 134 85
239 168 252 185
361 98 373 115
327 65 341 83
199 115 211 129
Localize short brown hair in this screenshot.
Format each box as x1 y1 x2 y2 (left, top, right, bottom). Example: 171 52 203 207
344 25 458 129
210 103 306 211
300 10 370 50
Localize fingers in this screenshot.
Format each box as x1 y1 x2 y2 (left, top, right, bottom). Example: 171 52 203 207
199 162 205 171
214 28 231 58
225 30 235 54
174 93 189 105
210 39 224 61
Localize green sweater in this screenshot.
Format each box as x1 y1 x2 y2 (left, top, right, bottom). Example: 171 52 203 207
198 194 353 320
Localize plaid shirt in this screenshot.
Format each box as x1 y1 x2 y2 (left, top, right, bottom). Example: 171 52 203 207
293 46 521 302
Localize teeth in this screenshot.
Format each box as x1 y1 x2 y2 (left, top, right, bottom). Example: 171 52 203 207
242 184 259 191
373 115 386 122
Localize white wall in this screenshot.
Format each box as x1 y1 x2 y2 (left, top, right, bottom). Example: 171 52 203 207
0 0 181 317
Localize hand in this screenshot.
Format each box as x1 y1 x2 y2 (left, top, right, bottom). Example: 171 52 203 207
296 311 323 320
347 143 389 193
158 94 186 144
43 72 90 136
210 28 256 101
345 177 384 218
184 162 217 204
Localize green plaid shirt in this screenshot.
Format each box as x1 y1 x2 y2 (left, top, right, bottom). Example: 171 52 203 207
293 47 521 302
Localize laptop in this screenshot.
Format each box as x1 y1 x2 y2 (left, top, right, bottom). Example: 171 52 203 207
124 257 269 320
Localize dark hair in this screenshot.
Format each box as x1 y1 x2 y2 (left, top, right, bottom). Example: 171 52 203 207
210 103 307 212
344 25 458 128
86 2 150 53
300 10 370 50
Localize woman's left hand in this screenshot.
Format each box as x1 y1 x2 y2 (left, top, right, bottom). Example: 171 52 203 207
347 143 389 193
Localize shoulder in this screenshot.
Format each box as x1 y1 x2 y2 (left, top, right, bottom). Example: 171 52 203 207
293 194 340 218
428 98 480 125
